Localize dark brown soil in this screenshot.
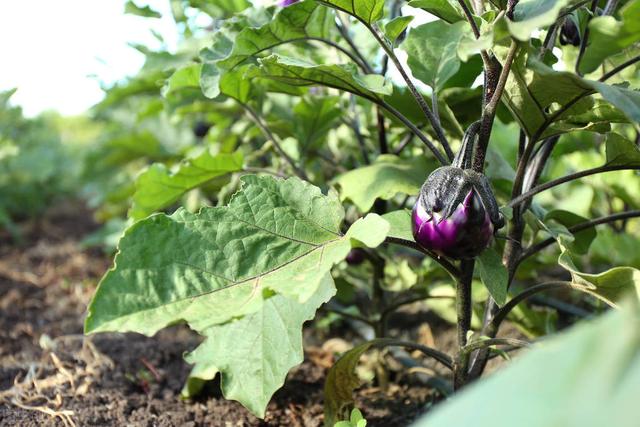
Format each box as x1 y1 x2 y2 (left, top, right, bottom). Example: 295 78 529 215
0 202 445 427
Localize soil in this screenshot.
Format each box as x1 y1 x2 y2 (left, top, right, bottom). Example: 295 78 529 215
0 201 503 427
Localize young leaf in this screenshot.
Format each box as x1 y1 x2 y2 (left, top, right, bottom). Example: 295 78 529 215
579 1 640 75
413 303 640 427
506 0 571 41
184 273 336 417
333 155 434 212
543 210 597 255
407 0 464 24
557 238 640 306
129 150 244 220
477 248 508 306
253 55 392 98
85 175 389 337
402 21 468 91
324 341 377 426
316 0 386 25
382 15 414 43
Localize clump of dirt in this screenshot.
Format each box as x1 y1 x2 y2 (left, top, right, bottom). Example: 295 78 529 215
0 201 439 427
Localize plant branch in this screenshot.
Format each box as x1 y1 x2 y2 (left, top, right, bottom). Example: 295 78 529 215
242 104 309 181
453 259 474 389
600 54 640 82
368 25 453 161
375 339 454 370
393 132 414 155
520 210 640 262
473 40 519 172
378 101 448 164
333 19 375 74
461 338 531 355
485 281 578 336
508 165 640 208
384 237 461 278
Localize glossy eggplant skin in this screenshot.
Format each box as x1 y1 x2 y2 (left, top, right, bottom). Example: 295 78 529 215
412 189 494 259
279 0 299 6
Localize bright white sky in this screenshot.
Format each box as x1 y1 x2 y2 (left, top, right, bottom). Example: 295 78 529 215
0 1 431 117
0 1 179 117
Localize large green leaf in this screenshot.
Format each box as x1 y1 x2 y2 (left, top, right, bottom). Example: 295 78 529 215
402 21 469 91
413 303 640 427
579 0 640 75
184 273 336 417
407 0 464 24
253 54 392 100
507 0 571 41
216 1 334 71
129 150 244 220
162 63 202 97
333 155 432 212
85 175 389 336
316 0 386 25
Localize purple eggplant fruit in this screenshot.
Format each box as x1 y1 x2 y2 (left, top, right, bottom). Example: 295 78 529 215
412 122 504 259
345 248 366 265
278 0 299 6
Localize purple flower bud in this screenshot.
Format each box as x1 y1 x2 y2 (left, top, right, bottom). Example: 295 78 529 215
412 189 494 259
278 0 299 6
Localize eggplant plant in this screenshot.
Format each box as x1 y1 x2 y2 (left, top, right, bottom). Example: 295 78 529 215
86 0 640 425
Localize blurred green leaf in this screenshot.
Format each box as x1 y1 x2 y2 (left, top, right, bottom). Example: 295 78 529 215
333 155 432 211
407 0 464 24
293 96 342 150
403 21 468 90
507 0 570 41
317 0 385 24
163 63 202 97
579 0 640 75
413 303 640 427
124 0 161 18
